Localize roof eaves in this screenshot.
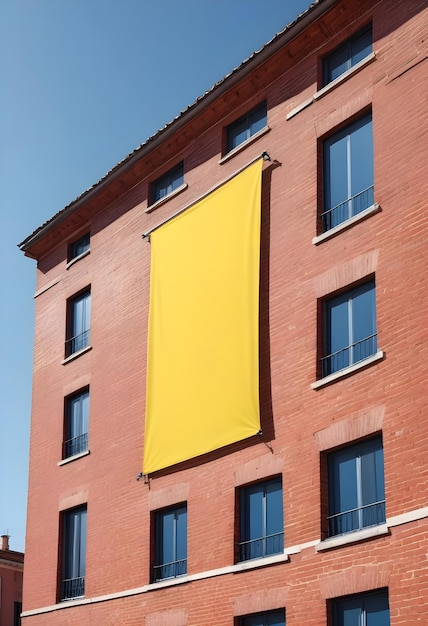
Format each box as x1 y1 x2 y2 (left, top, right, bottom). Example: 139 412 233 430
19 0 337 252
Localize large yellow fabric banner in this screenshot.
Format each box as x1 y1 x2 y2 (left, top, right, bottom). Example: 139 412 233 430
144 159 262 474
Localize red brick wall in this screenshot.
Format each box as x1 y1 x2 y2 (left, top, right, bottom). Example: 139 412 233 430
0 559 23 625
23 0 428 623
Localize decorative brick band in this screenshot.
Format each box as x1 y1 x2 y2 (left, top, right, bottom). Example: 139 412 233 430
314 405 385 451
233 586 289 616
314 89 373 138
58 490 88 511
145 608 188 626
148 483 189 511
319 564 392 599
313 250 379 298
234 453 283 487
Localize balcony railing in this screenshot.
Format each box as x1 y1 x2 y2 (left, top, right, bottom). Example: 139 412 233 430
238 531 284 562
327 500 386 537
65 330 90 357
321 333 377 377
61 576 85 600
322 185 374 232
152 558 187 582
64 433 88 459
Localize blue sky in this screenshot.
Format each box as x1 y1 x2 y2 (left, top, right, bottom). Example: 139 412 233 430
0 0 312 553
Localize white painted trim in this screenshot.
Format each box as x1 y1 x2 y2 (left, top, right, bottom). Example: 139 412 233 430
231 552 289 572
34 278 62 299
21 506 428 617
218 126 271 164
313 52 376 101
57 450 90 466
145 183 188 214
66 249 90 269
286 53 376 122
286 97 313 120
61 345 92 365
387 506 428 527
315 506 428 552
21 552 288 617
286 539 319 555
311 351 384 390
312 203 380 245
316 524 389 552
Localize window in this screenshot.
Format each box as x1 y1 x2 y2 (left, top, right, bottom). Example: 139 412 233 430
151 162 184 204
226 101 267 153
327 436 385 537
322 113 374 232
64 388 89 459
153 504 187 581
61 506 87 600
69 232 90 262
239 609 286 626
323 25 372 86
238 477 283 562
331 590 390 626
322 279 377 377
66 289 91 357
14 601 22 626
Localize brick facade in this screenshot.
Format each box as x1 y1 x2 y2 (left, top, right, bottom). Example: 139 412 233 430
20 0 428 623
0 535 24 625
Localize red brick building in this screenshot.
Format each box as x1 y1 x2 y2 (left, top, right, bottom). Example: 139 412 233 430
0 535 23 626
19 0 427 624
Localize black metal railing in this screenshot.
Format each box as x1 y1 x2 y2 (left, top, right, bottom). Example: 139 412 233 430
152 558 187 582
65 330 90 357
327 500 386 537
64 433 88 459
238 531 284 562
61 576 85 600
322 334 377 377
322 185 374 232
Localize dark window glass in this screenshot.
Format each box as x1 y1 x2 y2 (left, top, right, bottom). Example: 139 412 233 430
61 506 87 600
240 609 285 626
322 280 377 377
332 590 389 626
327 437 385 537
322 113 374 232
227 102 267 152
151 162 184 203
66 290 91 357
153 504 187 581
323 25 372 85
64 389 89 459
239 477 283 561
69 233 90 261
14 602 22 626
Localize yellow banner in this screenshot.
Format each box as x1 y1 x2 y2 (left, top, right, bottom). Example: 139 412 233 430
144 159 262 473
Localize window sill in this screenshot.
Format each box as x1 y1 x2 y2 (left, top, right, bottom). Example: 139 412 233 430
286 52 376 120
311 351 384 389
60 595 84 603
20 506 428 617
219 126 271 164
145 183 188 214
314 52 376 100
316 523 388 551
146 551 289 591
66 249 90 269
57 450 90 466
62 345 92 365
233 552 289 572
312 203 380 245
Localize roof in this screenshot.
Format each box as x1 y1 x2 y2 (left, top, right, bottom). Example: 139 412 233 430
0 548 24 566
19 0 337 253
